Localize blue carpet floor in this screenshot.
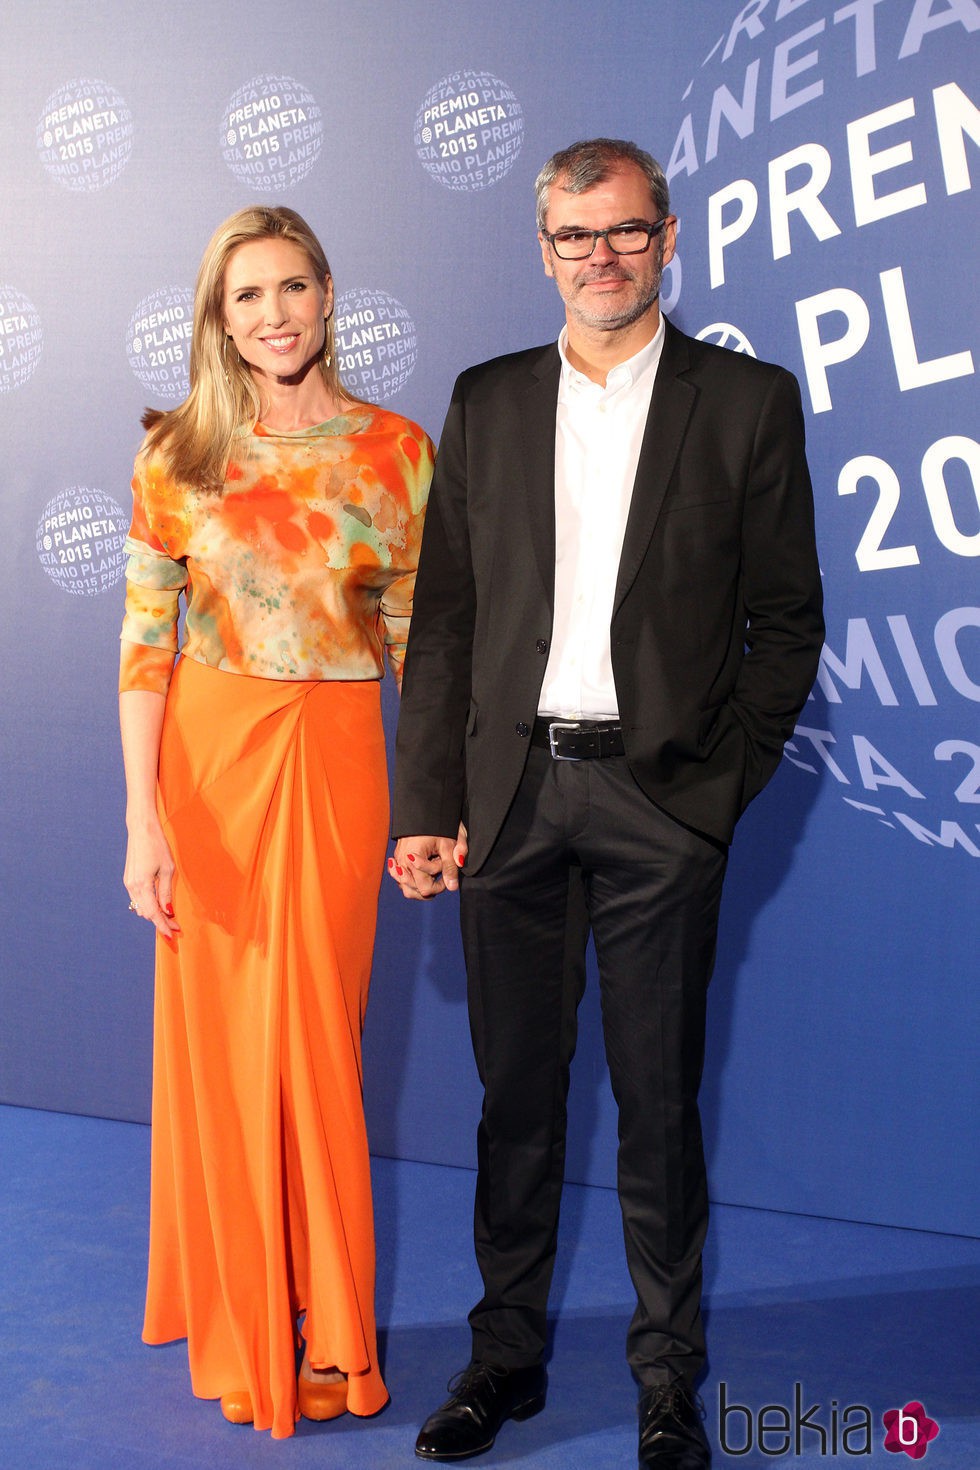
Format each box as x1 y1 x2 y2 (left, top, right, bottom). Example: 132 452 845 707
1 1105 977 1468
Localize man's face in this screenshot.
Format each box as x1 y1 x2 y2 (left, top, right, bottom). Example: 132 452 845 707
538 163 676 335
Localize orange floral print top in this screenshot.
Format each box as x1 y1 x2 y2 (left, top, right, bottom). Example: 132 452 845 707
119 406 434 696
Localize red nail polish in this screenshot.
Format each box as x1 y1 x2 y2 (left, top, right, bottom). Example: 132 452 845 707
406 853 416 862
165 904 175 917
387 857 393 867
457 853 466 867
396 865 404 876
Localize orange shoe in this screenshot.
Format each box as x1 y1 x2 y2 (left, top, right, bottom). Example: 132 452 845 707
298 1354 348 1422
220 1389 254 1424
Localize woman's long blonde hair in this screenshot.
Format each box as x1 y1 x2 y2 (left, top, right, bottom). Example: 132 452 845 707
142 206 353 491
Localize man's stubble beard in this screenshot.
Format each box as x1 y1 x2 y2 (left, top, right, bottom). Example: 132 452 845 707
561 245 665 334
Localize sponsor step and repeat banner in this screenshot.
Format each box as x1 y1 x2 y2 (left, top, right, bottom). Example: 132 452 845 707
1 0 976 1270
668 0 979 858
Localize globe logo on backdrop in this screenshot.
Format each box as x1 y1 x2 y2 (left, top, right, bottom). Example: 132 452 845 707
221 75 322 191
414 70 524 191
695 323 756 356
335 289 418 402
36 488 128 596
36 79 133 191
127 287 194 401
0 287 43 393
666 0 980 859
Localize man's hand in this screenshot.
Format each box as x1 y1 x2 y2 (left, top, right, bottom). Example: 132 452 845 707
388 824 468 900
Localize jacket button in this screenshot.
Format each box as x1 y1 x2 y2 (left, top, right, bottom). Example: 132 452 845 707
516 721 530 737
536 638 548 654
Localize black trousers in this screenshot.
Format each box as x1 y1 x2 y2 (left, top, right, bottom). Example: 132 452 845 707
460 746 728 1387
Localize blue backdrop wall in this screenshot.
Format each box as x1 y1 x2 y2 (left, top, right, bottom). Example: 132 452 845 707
1 0 977 1238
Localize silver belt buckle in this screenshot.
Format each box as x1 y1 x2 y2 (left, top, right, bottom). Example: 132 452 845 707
548 720 582 760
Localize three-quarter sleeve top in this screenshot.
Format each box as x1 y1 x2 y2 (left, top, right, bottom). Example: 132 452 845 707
119 406 434 696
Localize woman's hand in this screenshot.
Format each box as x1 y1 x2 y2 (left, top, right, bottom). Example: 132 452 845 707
124 816 180 938
119 688 178 939
388 823 468 899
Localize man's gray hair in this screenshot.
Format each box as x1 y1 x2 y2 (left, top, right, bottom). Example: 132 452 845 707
534 138 670 231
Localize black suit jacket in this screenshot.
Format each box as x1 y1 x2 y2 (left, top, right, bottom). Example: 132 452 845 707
392 318 824 866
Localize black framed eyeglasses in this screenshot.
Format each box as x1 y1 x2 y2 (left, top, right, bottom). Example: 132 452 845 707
541 219 668 260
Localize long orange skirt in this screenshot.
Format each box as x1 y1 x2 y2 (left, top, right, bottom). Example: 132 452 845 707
143 658 390 1436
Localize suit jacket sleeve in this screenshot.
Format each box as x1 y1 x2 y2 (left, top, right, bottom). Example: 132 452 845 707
391 375 474 837
613 333 824 844
724 365 824 814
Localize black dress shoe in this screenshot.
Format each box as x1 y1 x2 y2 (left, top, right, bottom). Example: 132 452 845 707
638 1381 711 1469
415 1361 546 1461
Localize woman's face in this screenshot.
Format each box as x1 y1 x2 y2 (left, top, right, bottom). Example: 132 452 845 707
222 236 333 385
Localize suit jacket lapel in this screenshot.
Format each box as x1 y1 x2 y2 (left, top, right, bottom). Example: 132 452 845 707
613 319 697 616
519 345 561 609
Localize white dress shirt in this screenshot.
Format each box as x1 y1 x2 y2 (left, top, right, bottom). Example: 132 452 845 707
538 318 665 719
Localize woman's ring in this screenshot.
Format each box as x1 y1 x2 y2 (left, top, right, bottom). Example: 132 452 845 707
128 900 138 912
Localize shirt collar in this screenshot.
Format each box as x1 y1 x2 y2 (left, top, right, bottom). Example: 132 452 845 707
557 314 665 397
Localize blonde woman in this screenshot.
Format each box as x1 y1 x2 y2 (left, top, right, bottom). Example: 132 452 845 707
120 207 433 1437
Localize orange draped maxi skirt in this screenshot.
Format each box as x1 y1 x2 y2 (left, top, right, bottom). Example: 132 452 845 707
143 658 390 1436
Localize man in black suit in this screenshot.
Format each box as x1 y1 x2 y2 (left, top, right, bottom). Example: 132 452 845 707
388 138 824 1469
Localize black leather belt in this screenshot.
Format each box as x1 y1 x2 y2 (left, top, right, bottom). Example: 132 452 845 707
531 717 625 760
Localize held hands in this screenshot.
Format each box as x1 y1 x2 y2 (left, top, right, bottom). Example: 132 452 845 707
388 823 468 900
124 816 181 938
